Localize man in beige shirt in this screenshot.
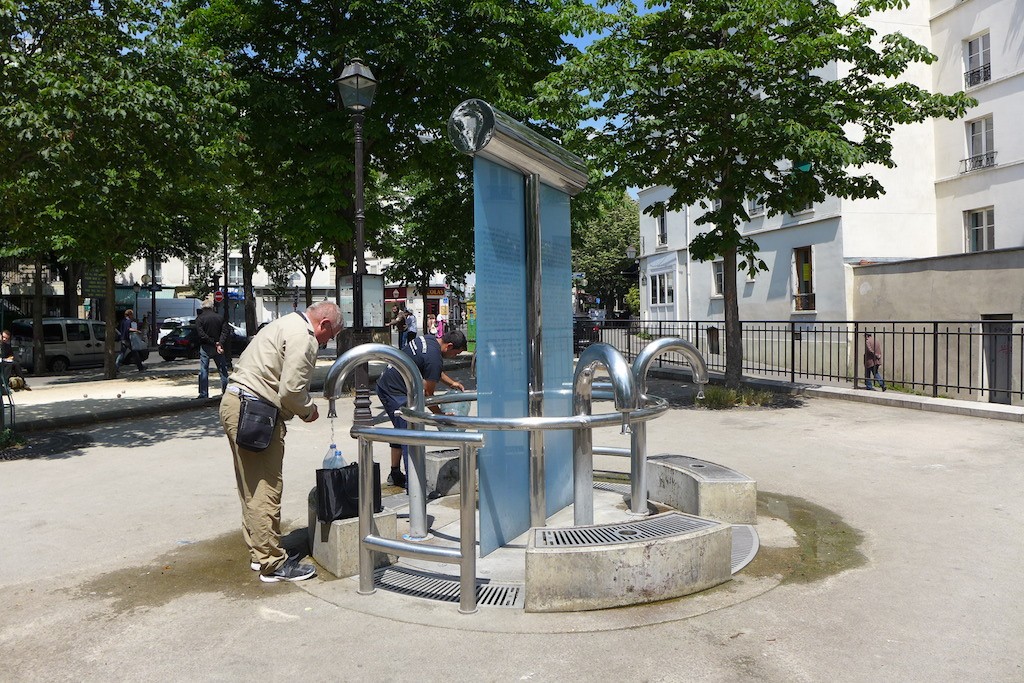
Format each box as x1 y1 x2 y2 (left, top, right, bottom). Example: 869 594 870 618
219 300 343 582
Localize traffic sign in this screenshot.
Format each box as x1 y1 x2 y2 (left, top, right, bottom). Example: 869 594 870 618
213 290 225 303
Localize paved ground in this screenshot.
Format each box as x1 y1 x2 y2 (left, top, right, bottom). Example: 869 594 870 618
0 365 1022 681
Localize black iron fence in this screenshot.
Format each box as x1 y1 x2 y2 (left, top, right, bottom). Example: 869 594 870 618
598 319 1023 405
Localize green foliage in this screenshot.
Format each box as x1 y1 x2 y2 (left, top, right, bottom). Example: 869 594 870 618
571 189 639 313
182 0 580 295
625 285 640 316
540 0 974 385
0 0 240 262
0 428 25 450
697 385 775 409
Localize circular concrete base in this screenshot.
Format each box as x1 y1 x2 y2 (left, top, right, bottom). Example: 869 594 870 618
298 512 796 634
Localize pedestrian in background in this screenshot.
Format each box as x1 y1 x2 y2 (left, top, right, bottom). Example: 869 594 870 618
404 308 418 345
219 300 343 583
195 302 229 400
388 304 407 347
375 330 467 488
0 329 30 389
864 332 886 391
114 309 145 373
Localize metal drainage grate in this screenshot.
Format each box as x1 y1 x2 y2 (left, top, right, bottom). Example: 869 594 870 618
730 524 759 574
373 566 524 609
535 512 719 548
593 480 630 495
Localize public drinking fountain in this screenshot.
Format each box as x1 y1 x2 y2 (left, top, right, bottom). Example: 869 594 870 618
317 99 758 613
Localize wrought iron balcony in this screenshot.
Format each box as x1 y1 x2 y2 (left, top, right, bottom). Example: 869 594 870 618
960 151 997 174
964 63 991 88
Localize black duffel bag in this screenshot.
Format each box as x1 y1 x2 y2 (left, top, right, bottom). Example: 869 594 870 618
315 462 383 522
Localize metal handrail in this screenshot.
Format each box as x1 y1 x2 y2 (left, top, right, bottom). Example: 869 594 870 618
400 395 669 431
324 343 431 539
351 425 484 614
571 343 639 525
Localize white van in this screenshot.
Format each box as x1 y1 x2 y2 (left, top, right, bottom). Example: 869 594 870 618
9 318 148 373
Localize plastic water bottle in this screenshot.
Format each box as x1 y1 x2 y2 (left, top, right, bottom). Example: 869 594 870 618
322 443 345 469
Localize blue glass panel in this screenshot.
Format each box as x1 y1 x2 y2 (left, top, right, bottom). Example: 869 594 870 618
540 184 574 516
474 157 529 556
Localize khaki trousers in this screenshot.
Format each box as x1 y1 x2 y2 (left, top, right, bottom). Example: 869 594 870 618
219 390 288 574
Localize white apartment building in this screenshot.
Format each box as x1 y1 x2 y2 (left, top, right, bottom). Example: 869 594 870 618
638 0 1023 325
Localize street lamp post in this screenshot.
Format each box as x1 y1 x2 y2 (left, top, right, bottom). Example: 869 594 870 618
618 246 634 362
132 283 141 316
336 58 378 425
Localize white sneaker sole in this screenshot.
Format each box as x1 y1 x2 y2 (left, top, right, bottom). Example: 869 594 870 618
259 569 316 583
250 561 260 571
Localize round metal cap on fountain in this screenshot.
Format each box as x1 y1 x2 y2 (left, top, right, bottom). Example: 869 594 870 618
321 100 758 614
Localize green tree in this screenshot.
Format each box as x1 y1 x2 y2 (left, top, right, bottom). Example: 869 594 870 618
182 0 582 340
0 0 238 375
541 0 974 386
571 189 639 315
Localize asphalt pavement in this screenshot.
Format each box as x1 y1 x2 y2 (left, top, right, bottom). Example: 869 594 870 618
0 360 1021 681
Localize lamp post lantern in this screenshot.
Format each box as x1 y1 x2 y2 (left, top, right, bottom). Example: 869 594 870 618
336 58 378 425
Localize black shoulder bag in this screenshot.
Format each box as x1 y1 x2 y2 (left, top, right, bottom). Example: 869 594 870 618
236 395 279 451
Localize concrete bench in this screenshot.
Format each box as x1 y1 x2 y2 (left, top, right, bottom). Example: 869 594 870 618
646 454 757 524
307 488 397 578
524 511 732 612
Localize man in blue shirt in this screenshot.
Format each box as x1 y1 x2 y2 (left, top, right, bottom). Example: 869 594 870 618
376 330 467 487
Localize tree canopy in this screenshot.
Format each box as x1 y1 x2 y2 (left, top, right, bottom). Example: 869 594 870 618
571 189 639 315
540 0 974 384
1 0 239 374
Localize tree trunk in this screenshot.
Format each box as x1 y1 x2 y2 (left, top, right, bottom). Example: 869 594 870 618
104 257 118 378
723 246 743 388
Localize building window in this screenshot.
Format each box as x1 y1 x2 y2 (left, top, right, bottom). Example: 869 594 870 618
793 246 815 311
964 33 991 88
792 200 813 214
228 257 243 285
711 198 722 211
649 273 674 305
962 116 996 173
964 208 995 252
747 196 765 217
712 261 724 297
655 204 668 246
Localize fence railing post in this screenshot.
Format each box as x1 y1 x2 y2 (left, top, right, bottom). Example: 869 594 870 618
789 321 796 384
932 322 939 398
852 322 860 389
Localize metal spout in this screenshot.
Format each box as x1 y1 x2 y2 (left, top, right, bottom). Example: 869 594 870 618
631 338 709 396
574 343 639 412
627 338 710 517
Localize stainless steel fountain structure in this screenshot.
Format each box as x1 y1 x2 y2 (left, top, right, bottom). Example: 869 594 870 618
319 99 725 613
323 339 713 612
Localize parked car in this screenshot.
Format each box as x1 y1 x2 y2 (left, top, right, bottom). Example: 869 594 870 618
158 324 251 361
573 315 601 355
9 317 149 372
156 316 196 344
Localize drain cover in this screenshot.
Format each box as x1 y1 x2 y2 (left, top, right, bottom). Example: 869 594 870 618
535 512 720 548
374 566 524 609
730 524 759 573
